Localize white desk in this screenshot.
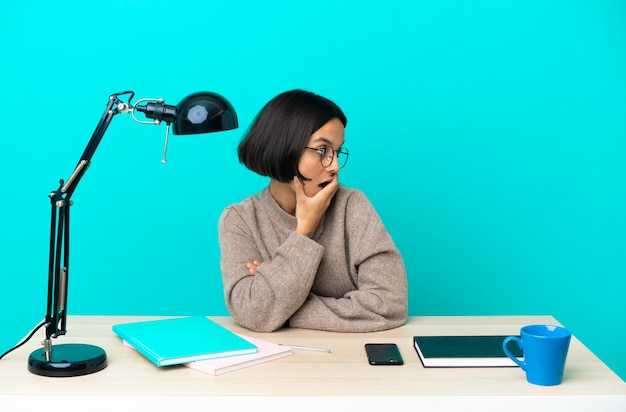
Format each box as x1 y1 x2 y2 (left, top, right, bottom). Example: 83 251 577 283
1 315 624 411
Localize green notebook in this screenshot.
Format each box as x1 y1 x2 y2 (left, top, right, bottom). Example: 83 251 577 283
413 335 523 368
112 316 257 367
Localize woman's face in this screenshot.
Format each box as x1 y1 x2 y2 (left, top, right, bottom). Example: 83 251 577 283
297 117 345 197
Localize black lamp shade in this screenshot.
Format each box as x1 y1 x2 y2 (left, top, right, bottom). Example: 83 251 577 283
173 92 238 135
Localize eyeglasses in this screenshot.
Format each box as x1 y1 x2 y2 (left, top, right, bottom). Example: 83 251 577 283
305 145 350 169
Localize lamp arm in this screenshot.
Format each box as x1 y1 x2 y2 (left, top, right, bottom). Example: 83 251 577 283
62 92 133 199
43 92 134 353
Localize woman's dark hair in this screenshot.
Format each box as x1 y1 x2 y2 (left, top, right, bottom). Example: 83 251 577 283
238 89 347 182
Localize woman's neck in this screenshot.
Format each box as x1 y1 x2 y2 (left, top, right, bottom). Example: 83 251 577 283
269 179 296 216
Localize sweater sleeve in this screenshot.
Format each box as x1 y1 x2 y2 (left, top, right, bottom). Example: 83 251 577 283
288 190 408 332
218 206 324 332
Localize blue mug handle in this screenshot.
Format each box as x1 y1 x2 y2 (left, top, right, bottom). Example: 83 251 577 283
503 336 526 370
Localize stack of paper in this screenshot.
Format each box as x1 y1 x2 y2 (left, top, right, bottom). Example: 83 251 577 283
113 316 292 374
112 316 258 367
184 334 292 375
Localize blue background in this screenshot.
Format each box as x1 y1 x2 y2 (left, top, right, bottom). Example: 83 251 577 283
1 1 624 381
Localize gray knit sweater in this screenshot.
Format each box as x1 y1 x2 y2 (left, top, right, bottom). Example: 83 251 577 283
218 185 408 333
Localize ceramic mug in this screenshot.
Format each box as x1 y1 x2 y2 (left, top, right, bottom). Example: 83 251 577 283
503 324 571 386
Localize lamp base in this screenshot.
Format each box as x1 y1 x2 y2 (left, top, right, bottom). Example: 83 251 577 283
28 343 107 377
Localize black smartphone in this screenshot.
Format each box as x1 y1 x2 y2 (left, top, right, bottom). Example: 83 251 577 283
365 343 404 365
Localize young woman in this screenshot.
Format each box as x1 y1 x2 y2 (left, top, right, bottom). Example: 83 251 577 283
218 89 408 332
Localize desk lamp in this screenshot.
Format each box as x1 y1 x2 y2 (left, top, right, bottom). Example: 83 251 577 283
27 90 238 377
